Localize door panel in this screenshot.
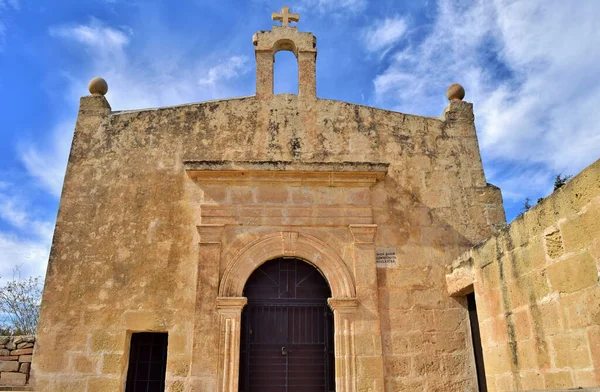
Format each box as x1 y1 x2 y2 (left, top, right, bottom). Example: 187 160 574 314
240 258 335 392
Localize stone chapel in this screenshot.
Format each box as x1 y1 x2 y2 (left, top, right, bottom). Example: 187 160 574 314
31 7 600 392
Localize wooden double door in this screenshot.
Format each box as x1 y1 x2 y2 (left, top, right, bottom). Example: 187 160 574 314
239 258 335 392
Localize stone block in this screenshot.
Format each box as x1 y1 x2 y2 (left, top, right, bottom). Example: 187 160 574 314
411 288 444 309
545 228 565 259
0 356 16 361
423 331 467 353
589 327 600 376
480 316 509 345
168 333 188 355
383 356 411 377
547 251 597 293
384 377 425 391
167 356 189 377
515 339 538 370
512 309 532 339
0 360 19 372
478 288 504 321
381 332 409 355
0 371 27 385
229 186 254 204
381 267 428 288
551 332 592 369
482 343 512 374
18 355 32 363
561 285 600 329
378 290 411 310
102 353 123 375
495 373 516 392
169 380 185 392
440 353 468 376
344 188 370 205
429 378 473 391
10 348 33 356
534 301 563 335
433 308 465 332
560 214 591 253
87 376 122 391
509 240 546 277
481 261 501 288
256 185 289 204
544 371 573 389
519 370 544 390
582 197 600 232
73 353 96 374
508 279 529 309
91 330 124 352
575 369 598 387
19 362 30 373
413 354 440 375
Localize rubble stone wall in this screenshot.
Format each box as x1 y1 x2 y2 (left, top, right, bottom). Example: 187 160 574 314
447 159 600 391
0 335 35 387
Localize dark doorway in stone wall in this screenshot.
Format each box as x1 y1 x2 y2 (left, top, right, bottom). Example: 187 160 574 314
125 332 168 392
467 293 488 392
239 257 335 392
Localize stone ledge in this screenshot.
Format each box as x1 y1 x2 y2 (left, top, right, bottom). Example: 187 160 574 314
184 160 388 186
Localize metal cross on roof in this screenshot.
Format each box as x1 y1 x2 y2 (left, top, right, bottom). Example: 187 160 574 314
272 6 300 27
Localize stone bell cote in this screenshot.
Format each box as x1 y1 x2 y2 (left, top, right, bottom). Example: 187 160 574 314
252 7 317 100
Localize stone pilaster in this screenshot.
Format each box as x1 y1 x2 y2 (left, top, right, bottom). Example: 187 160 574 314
190 224 225 388
348 224 385 392
298 51 316 99
328 298 359 392
216 297 247 392
255 51 274 100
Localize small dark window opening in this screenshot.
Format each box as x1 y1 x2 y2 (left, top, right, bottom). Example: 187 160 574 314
126 332 168 392
467 293 488 392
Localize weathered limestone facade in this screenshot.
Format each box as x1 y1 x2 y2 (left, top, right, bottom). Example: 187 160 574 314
448 159 600 391
33 14 509 392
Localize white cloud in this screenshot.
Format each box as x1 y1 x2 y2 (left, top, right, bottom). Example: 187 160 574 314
50 19 130 53
0 233 50 283
0 185 54 282
0 194 54 239
369 0 600 206
19 121 73 199
49 20 252 110
361 16 408 54
198 56 250 86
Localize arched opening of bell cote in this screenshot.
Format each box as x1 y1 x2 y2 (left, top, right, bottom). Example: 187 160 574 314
238 257 335 392
273 50 299 94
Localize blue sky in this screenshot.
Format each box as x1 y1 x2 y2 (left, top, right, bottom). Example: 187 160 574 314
1 0 599 281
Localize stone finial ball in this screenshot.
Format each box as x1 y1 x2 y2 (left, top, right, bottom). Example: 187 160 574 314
446 83 465 102
88 77 108 96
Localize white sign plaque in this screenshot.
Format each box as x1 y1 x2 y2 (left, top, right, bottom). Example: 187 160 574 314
376 248 398 268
